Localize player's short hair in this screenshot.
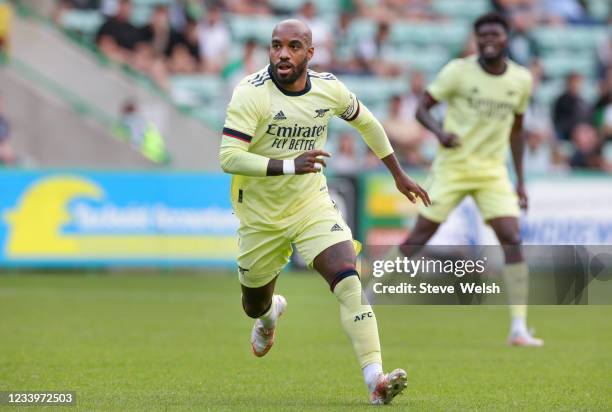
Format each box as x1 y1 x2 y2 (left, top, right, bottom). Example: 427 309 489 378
473 12 510 34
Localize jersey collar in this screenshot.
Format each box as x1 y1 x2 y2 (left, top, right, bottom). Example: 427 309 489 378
267 65 311 96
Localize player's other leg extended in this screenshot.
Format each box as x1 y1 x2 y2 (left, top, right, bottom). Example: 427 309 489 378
488 217 543 347
242 278 288 357
313 241 407 405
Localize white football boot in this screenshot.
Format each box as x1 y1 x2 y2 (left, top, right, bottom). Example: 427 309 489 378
369 368 408 405
508 330 544 347
250 295 287 357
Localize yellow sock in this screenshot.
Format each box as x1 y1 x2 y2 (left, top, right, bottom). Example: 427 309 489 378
503 262 528 319
333 275 382 369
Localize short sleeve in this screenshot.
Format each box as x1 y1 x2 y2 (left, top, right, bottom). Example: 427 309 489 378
223 83 262 143
334 80 361 121
515 71 533 115
427 59 462 102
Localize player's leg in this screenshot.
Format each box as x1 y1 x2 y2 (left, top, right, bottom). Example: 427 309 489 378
399 215 441 256
237 227 292 356
475 176 543 347
488 217 542 347
294 201 406 404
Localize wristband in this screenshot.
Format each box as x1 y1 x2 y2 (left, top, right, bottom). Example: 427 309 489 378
282 159 295 175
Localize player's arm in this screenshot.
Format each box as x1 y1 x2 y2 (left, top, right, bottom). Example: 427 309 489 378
416 59 461 148
219 83 328 176
511 72 533 210
509 114 527 209
336 84 430 205
415 92 459 148
219 137 329 176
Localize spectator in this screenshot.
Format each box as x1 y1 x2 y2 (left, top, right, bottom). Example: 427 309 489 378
331 12 358 74
383 95 429 167
224 0 271 15
592 68 612 141
0 95 15 166
540 0 591 25
298 2 333 71
552 72 589 141
0 0 12 55
508 6 540 67
569 123 603 169
96 0 142 65
330 132 362 176
167 17 202 74
223 38 267 88
399 71 426 120
355 22 400 77
197 6 231 74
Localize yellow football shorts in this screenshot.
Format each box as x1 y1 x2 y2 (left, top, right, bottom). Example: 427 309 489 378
237 197 359 288
420 168 520 223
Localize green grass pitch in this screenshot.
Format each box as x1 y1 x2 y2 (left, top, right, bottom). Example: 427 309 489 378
0 271 611 411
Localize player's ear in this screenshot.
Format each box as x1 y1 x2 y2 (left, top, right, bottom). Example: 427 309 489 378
307 45 314 61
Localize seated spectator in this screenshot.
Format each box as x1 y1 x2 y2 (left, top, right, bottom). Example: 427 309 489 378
197 6 230 74
384 0 434 21
0 95 15 166
508 6 540 67
223 38 267 88
383 95 430 167
592 68 612 141
298 2 333 72
96 0 142 64
167 17 203 74
355 22 401 77
224 0 271 15
552 72 589 141
569 123 603 169
331 12 360 75
540 0 591 25
0 0 12 55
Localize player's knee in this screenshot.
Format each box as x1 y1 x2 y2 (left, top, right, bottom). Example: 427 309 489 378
498 231 522 246
242 299 271 319
330 268 358 293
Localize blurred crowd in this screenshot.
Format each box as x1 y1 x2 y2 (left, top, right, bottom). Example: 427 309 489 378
26 0 612 172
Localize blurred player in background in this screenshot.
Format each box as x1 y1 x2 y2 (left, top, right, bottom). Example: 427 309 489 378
219 19 430 404
399 12 543 346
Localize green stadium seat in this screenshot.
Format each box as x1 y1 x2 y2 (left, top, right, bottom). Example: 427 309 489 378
532 26 608 51
587 0 611 21
390 22 469 51
337 75 408 107
432 0 490 20
383 47 451 74
170 75 225 107
227 14 281 45
541 53 596 79
59 10 104 35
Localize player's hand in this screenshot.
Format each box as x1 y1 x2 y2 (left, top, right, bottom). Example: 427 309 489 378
438 132 460 148
516 182 528 210
395 173 431 206
294 150 331 174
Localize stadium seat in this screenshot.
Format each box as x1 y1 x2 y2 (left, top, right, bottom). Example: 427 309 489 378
541 53 596 79
59 10 104 36
532 26 608 52
390 22 469 51
432 0 490 21
170 75 226 107
383 47 451 74
337 75 408 107
227 14 281 45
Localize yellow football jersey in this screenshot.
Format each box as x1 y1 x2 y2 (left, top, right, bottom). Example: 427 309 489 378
221 66 391 230
427 55 532 177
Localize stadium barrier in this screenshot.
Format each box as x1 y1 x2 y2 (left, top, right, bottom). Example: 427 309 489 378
0 170 610 268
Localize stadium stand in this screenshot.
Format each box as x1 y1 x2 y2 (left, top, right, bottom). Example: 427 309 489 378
5 0 612 171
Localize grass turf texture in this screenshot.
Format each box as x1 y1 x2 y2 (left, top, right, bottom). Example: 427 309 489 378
0 272 610 411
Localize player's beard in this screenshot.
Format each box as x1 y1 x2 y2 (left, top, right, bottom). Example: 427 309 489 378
271 57 308 85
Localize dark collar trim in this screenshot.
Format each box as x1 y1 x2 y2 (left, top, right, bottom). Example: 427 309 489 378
267 65 311 96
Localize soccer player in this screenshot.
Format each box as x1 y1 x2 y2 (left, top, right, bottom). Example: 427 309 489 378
399 12 543 346
219 19 430 404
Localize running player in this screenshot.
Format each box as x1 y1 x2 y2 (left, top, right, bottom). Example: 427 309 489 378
219 19 430 404
400 12 543 346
